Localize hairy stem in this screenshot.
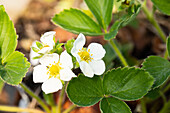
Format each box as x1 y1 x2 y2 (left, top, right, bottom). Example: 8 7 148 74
63 104 77 113
19 83 51 113
57 85 66 113
141 0 166 42
0 105 45 113
141 98 147 113
109 39 129 67
159 100 170 113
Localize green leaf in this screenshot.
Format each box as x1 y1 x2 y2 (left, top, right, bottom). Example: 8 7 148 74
103 67 154 101
151 0 170 15
84 0 114 29
100 97 131 113
142 56 170 88
52 8 103 36
0 5 30 85
104 20 123 40
0 51 30 85
145 88 160 100
120 5 141 27
0 78 4 93
36 41 43 49
65 39 75 54
0 5 17 61
104 5 141 40
166 35 170 57
66 74 104 106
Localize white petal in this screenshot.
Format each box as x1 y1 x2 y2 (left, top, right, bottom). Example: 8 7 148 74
74 33 86 50
40 31 55 47
89 60 105 75
87 43 106 60
33 65 49 83
42 77 62 94
40 53 59 66
38 47 53 54
60 50 73 69
60 68 76 81
71 46 78 57
79 61 94 78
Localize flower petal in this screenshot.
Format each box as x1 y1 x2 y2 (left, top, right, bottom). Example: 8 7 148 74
71 46 78 57
60 50 73 69
89 60 105 75
40 53 59 66
33 65 49 83
60 68 76 81
79 61 94 78
87 43 106 60
74 33 85 50
40 31 55 47
42 77 62 94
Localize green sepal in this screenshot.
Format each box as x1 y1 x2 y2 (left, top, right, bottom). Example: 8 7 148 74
31 47 39 53
65 39 75 54
36 41 43 49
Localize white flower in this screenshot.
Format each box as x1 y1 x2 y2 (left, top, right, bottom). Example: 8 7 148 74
30 41 40 65
71 33 106 78
38 31 55 53
30 31 56 65
33 51 76 94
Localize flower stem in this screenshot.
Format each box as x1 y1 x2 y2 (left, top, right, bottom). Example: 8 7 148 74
159 100 170 113
63 104 77 113
0 105 45 113
57 85 66 113
109 39 129 67
140 0 166 42
19 83 51 113
141 98 147 113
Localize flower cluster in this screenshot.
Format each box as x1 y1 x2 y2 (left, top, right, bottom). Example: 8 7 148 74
30 31 56 65
31 32 106 94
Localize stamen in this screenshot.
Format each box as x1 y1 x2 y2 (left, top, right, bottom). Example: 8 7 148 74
78 48 93 63
47 61 62 79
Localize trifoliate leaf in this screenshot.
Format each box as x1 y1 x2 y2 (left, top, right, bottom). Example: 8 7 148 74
142 56 170 88
0 5 17 61
84 0 114 29
0 51 30 85
67 74 104 106
52 8 103 36
100 97 131 113
151 0 170 15
103 67 154 101
0 5 30 85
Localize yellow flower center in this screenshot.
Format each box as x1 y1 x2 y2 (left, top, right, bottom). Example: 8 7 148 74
78 48 93 63
47 61 62 79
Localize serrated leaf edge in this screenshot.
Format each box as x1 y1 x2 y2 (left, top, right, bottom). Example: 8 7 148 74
103 67 154 101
